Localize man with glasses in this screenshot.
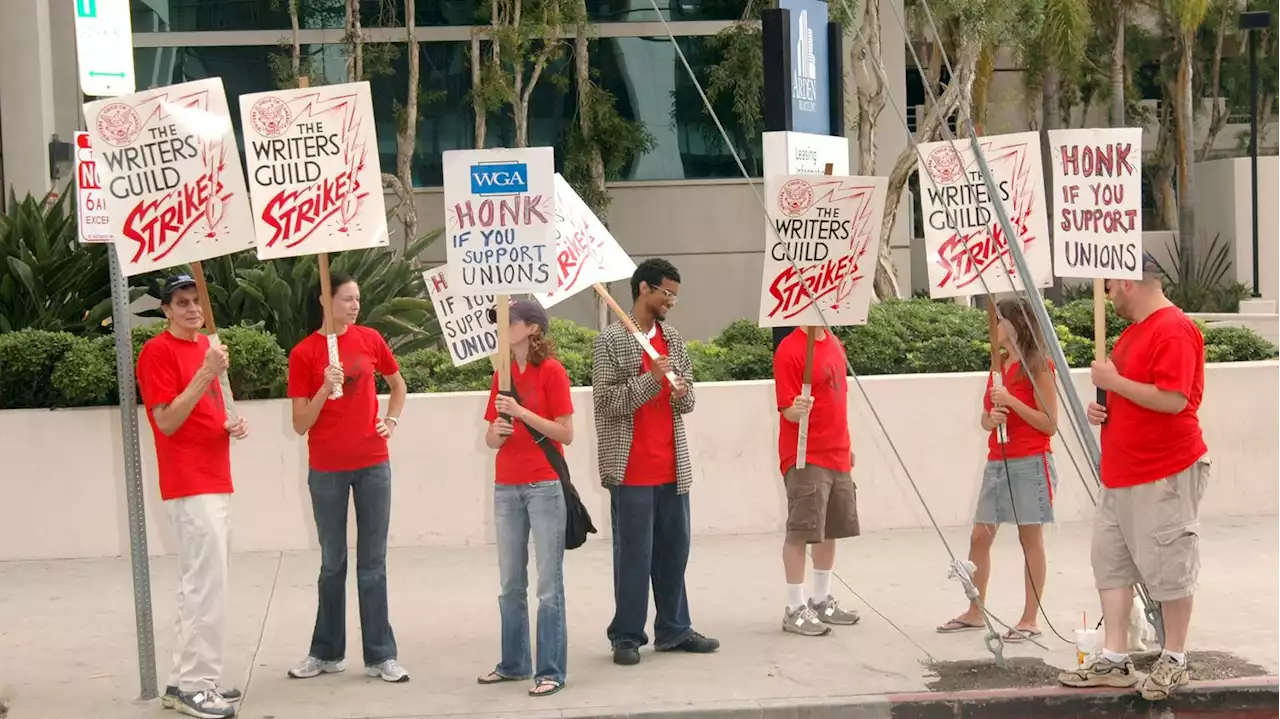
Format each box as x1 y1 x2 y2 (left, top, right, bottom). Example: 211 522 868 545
1059 254 1209 701
591 258 720 666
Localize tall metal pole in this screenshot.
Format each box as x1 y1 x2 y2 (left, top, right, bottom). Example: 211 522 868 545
1248 29 1260 298
108 248 158 700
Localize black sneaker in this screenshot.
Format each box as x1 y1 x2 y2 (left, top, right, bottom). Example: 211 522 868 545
171 689 235 718
612 641 641 666
658 631 720 654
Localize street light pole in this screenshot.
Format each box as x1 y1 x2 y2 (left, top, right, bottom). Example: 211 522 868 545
1240 10 1273 298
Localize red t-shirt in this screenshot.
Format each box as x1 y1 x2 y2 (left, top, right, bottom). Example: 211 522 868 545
137 331 233 501
983 360 1055 460
774 328 852 476
287 325 400 472
484 358 574 485
1101 306 1207 488
624 325 677 486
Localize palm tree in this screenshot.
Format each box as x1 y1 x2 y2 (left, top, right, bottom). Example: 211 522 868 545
1169 0 1213 271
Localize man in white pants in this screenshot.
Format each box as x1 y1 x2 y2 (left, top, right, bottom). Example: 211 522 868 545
138 275 249 719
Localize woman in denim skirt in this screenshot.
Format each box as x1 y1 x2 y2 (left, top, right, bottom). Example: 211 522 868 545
478 300 574 697
937 297 1059 643
285 273 411 683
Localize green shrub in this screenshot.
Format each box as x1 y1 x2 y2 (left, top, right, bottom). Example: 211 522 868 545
1048 299 1129 340
0 329 76 408
1203 325 1280 362
217 325 288 399
51 335 117 406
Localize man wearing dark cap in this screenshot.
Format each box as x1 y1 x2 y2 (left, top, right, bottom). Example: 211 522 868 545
591 258 719 667
138 275 249 718
1059 254 1209 701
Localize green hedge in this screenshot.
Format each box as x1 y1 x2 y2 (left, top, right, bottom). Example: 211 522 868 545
2 299 1276 410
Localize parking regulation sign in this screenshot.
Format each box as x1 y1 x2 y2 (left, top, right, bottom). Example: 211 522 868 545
74 131 113 243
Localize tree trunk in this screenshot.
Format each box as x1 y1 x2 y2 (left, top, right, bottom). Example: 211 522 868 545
876 38 979 300
395 0 419 244
1110 2 1126 126
575 21 611 329
353 1 364 81
1175 36 1196 270
850 0 885 176
472 30 486 149
1151 92 1179 232
288 0 301 80
344 0 355 82
1197 17 1228 161
1041 66 1062 301
972 44 997 134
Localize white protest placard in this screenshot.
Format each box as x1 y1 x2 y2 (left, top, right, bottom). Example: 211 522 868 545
916 132 1053 298
423 265 498 367
1048 128 1143 280
758 175 887 327
533 174 637 309
82 78 255 276
238 82 389 259
74 131 113 243
442 147 556 296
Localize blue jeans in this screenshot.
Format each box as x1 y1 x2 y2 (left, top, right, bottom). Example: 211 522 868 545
494 480 568 683
606 483 693 650
306 461 397 666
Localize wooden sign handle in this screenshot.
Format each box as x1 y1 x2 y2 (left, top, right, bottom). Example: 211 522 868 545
795 162 836 469
987 300 1006 445
1094 277 1108 410
495 295 512 392
190 260 239 427
318 252 344 399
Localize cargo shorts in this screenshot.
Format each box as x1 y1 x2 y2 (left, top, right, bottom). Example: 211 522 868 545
1091 457 1210 602
784 465 860 544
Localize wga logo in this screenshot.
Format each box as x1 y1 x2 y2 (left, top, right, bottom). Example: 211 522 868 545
470 162 529 195
792 10 818 111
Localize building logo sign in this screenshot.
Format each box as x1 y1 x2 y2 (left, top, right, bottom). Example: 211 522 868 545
780 0 830 136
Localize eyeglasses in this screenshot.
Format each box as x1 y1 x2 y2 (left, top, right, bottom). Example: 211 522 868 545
646 285 678 304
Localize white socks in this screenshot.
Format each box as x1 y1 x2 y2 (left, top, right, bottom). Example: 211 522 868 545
1102 649 1129 663
786 584 805 611
1162 649 1186 665
811 570 832 602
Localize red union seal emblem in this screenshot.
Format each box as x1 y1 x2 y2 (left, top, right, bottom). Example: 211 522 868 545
96 103 142 147
777 179 814 217
925 146 965 184
250 96 292 137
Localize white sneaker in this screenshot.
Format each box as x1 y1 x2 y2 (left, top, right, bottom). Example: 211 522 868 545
365 659 410 683
287 656 346 679
171 689 234 718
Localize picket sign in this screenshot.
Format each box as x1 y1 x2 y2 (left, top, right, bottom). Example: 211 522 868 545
1046 127 1144 409
81 78 253 429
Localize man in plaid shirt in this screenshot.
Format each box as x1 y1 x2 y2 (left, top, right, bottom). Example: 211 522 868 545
592 258 721 666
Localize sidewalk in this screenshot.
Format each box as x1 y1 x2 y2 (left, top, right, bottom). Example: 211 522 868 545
1 517 1275 719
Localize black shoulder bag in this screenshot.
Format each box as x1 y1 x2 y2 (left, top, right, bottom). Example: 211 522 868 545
502 387 597 550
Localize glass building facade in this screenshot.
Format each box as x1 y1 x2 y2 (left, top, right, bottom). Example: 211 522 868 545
129 0 761 187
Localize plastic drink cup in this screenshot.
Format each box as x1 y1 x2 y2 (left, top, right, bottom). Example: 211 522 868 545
1074 628 1098 666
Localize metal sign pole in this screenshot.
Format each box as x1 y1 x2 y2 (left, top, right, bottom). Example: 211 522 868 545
108 248 158 700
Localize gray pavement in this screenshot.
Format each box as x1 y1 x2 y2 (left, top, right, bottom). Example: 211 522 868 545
0 516 1275 719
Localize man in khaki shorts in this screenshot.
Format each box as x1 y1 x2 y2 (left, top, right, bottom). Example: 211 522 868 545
772 327 861 636
1059 255 1209 701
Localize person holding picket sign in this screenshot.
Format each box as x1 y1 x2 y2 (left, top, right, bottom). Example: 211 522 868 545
286 272 411 684
476 299 575 697
139 275 249 719
937 297 1059 642
773 325 862 637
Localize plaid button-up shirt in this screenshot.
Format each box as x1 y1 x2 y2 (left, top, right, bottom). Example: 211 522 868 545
591 317 696 493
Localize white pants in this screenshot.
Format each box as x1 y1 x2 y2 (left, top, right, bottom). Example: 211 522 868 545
164 493 231 693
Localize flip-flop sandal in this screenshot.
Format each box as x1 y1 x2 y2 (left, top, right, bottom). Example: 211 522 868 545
1002 628 1043 643
528 678 564 697
936 618 984 633
477 671 524 685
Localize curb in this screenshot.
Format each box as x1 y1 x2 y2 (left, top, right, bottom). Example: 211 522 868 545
393 676 1279 719
884 676 1279 719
